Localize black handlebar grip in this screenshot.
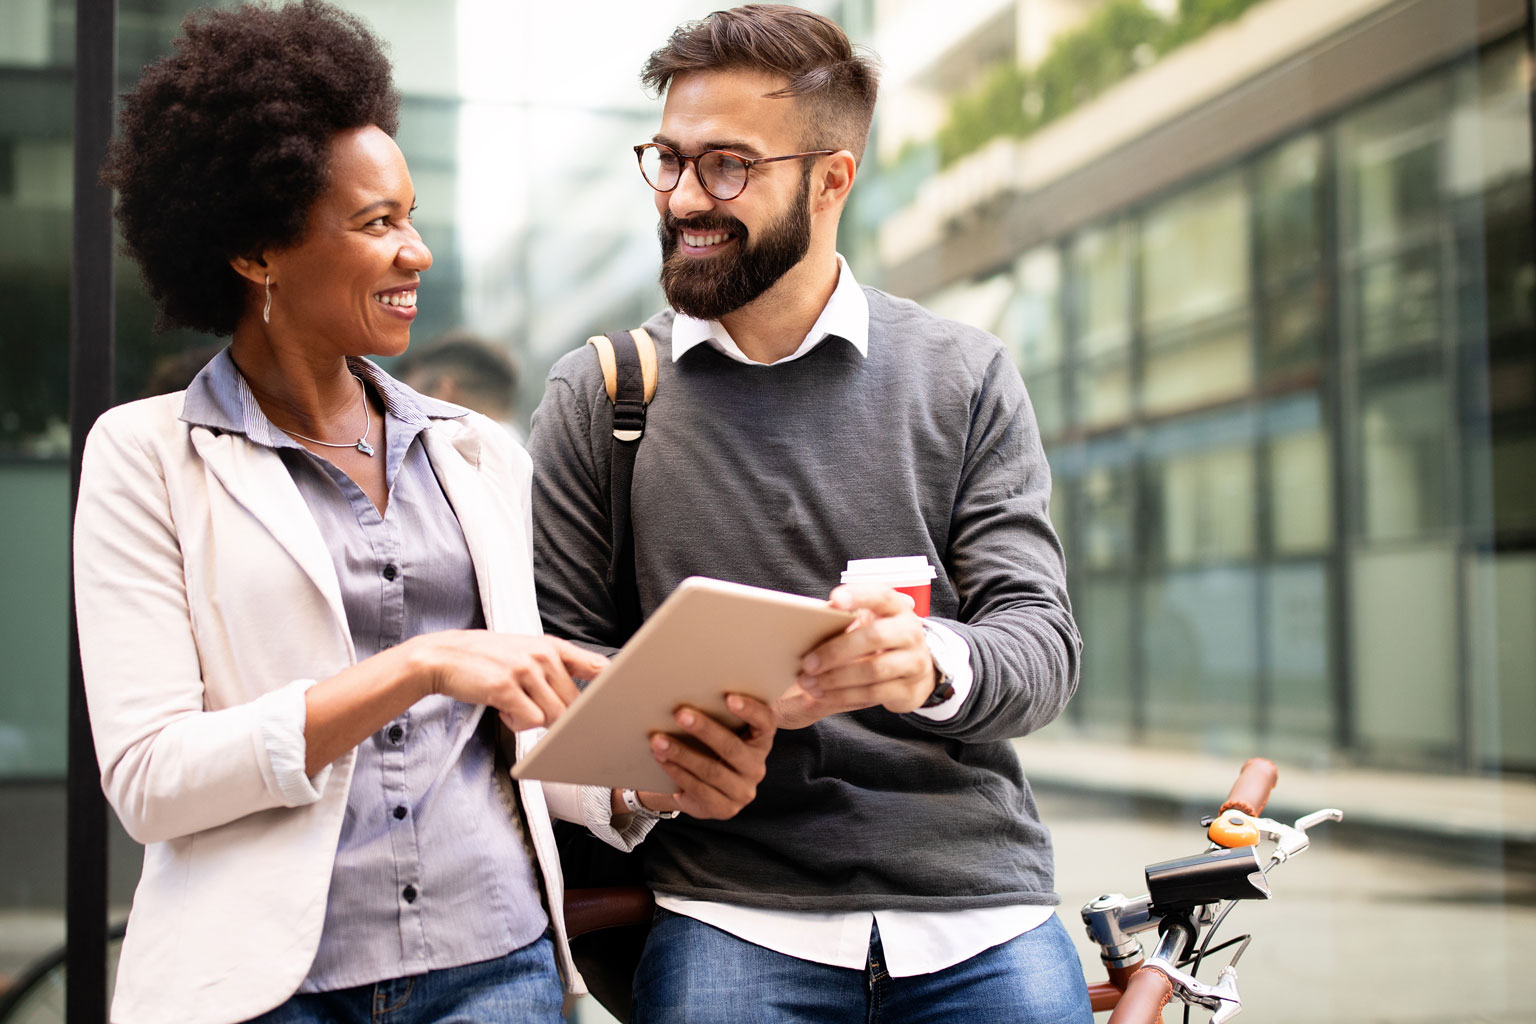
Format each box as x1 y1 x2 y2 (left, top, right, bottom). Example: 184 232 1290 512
1220 757 1278 816
1107 965 1173 1024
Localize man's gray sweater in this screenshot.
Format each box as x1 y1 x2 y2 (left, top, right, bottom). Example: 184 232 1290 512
529 287 1080 911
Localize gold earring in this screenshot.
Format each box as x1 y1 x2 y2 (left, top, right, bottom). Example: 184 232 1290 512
263 275 272 324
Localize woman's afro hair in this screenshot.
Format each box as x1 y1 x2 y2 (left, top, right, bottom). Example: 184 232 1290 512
103 0 399 335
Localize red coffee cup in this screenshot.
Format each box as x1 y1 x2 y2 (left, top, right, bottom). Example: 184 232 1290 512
840 556 937 617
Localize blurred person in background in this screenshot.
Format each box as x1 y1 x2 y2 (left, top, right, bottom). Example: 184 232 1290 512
529 5 1091 1023
74 3 773 1023
395 330 526 442
137 340 226 398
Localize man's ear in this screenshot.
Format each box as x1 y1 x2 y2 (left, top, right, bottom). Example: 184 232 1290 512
229 253 269 286
812 151 857 214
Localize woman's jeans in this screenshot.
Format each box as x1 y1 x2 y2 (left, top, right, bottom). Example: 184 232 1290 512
633 908 1094 1024
243 935 562 1024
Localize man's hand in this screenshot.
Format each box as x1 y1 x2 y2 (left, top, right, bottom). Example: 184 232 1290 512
633 694 776 820
773 584 936 730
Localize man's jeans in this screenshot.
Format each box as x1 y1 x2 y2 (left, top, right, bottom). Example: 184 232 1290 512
242 935 562 1024
633 908 1094 1024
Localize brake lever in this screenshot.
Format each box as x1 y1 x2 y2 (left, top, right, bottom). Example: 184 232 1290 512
1145 957 1244 1023
1251 808 1343 863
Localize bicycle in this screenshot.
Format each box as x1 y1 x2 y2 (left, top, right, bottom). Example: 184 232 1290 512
1079 758 1342 1023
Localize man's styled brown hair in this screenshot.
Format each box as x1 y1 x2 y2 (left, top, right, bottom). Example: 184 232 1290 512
641 4 880 164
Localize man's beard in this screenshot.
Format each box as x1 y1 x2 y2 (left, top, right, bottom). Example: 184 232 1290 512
658 170 813 321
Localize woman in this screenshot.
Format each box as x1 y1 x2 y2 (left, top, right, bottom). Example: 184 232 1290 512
76 3 774 1022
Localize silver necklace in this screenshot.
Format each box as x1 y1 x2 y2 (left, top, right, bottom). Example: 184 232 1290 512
283 374 375 456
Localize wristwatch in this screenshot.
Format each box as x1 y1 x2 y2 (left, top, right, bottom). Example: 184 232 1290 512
620 788 679 819
920 622 958 708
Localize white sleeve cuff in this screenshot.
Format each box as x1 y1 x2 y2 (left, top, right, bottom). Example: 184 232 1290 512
911 620 975 723
262 678 331 806
578 785 657 852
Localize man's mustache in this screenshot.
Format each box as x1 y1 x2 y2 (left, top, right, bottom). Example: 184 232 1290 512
662 213 748 239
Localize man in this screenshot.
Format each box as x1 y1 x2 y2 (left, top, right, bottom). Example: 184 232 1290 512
528 5 1091 1022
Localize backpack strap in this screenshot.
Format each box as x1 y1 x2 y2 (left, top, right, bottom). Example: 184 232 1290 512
585 328 658 639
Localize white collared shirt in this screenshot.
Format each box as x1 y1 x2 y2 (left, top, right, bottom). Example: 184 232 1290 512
656 255 1053 976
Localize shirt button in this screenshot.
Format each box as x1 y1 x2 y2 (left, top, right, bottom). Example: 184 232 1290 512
382 564 398 581
402 885 418 903
387 725 404 743
393 805 407 820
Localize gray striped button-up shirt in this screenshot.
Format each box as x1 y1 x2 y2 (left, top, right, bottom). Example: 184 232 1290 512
182 351 547 992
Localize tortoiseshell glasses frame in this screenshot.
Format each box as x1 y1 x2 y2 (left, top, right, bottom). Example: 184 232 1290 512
634 142 836 201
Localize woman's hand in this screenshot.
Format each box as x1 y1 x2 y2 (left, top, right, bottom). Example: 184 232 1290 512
631 694 776 820
406 630 608 731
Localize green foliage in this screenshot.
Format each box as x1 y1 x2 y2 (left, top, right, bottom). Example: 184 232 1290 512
930 0 1267 168
1033 0 1169 120
1165 0 1265 48
938 62 1031 166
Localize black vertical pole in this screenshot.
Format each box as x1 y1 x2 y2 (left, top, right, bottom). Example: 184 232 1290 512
67 0 116 1021
1528 2 1536 283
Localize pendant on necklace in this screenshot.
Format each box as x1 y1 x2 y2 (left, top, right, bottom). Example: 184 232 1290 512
356 439 376 457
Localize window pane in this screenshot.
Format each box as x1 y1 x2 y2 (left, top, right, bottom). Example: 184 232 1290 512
1352 245 1442 356
1025 367 1066 440
1338 80 1446 361
1467 551 1536 768
1358 375 1450 541
1071 221 1132 359
1447 40 1531 200
1256 133 1323 285
1146 445 1255 566
1352 543 1459 759
1339 80 1444 254
1074 579 1133 733
1077 354 1131 428
1144 411 1257 567
1449 41 1534 343
0 461 69 773
1458 187 1534 341
1266 391 1333 555
1002 245 1063 372
1260 275 1326 375
1079 456 1134 571
0 64 71 454
1142 324 1251 417
1142 568 1258 751
1142 173 1248 332
1265 562 1334 747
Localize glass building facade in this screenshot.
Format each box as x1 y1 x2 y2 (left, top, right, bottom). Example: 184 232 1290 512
906 28 1534 774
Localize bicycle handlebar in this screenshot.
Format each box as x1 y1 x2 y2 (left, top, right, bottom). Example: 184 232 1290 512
1217 757 1277 817
1082 758 1339 1023
1106 965 1175 1024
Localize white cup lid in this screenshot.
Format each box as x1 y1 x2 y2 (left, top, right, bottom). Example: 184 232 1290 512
840 556 936 586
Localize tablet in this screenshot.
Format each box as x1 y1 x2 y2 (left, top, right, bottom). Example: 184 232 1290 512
512 576 855 792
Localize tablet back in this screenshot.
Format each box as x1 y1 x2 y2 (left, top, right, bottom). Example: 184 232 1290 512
512 576 854 791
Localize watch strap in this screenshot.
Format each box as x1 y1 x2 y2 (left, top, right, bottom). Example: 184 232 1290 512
621 788 679 819
920 622 958 708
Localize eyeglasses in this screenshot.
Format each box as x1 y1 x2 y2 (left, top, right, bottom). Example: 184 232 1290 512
634 142 835 201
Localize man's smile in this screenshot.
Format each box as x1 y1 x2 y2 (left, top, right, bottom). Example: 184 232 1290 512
677 227 738 255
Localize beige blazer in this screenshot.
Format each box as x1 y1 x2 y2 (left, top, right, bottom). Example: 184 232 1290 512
74 392 597 1024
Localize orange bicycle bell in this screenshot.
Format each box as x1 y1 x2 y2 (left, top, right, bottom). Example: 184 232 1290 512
1208 809 1262 848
